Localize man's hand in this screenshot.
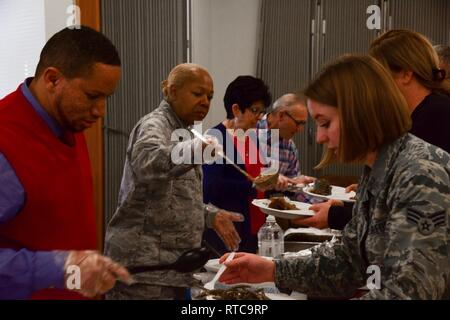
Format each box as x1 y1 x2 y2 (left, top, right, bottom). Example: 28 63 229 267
292 199 343 229
275 174 290 191
289 175 316 186
213 210 244 251
64 250 132 298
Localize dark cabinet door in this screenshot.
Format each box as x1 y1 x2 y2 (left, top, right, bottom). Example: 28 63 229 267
102 0 187 223
258 0 448 179
257 0 316 176
313 0 380 179
388 0 449 44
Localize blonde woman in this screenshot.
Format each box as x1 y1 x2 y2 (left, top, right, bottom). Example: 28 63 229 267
299 30 450 231
369 29 450 153
218 55 449 300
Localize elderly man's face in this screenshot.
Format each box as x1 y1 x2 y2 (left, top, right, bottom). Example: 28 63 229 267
52 63 121 132
170 70 214 125
274 104 308 139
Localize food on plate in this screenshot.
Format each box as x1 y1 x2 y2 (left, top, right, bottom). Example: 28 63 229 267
310 178 332 196
268 197 298 210
197 285 269 300
253 172 279 189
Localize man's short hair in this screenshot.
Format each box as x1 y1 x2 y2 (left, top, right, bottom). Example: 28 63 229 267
223 75 272 119
35 26 121 79
271 93 305 114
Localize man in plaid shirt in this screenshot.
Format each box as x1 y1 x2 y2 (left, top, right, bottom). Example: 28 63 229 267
257 93 314 191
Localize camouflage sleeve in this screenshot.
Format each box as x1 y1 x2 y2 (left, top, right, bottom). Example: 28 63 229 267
128 117 198 182
275 219 365 298
358 159 449 300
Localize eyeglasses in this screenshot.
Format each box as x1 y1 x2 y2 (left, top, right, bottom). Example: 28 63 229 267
249 106 266 116
285 111 307 127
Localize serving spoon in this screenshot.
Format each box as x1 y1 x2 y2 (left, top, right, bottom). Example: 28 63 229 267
127 247 212 274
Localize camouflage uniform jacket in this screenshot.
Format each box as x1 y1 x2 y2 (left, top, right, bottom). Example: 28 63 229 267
105 100 216 287
275 134 449 299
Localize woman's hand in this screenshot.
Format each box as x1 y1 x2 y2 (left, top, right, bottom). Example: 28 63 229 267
289 175 316 186
213 210 244 251
275 174 291 191
218 252 275 284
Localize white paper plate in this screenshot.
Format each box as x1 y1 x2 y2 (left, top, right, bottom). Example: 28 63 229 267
251 198 314 219
303 184 356 203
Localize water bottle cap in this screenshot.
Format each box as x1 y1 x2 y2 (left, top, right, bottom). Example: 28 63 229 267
266 215 276 222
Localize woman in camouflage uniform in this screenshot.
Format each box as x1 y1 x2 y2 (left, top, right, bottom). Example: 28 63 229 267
104 63 243 299
218 55 449 299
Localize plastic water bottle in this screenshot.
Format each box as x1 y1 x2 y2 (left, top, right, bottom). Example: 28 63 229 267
257 215 284 258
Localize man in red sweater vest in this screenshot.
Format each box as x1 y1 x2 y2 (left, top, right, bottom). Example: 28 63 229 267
0 26 131 299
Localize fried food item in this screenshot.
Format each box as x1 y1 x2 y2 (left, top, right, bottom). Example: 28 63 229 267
310 178 331 196
254 172 279 190
198 285 270 300
268 197 298 210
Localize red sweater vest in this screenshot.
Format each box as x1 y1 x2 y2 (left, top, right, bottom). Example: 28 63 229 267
0 86 97 299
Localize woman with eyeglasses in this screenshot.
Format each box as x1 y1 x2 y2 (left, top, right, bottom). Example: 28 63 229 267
202 75 273 255
217 55 449 300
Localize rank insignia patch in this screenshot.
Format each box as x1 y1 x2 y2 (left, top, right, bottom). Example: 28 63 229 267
407 208 446 235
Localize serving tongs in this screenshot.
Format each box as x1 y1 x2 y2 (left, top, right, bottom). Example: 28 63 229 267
190 129 279 190
190 129 254 181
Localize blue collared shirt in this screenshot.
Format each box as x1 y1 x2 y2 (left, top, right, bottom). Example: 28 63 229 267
0 79 67 299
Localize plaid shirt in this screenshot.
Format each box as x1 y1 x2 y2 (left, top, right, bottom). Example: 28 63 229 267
257 117 300 178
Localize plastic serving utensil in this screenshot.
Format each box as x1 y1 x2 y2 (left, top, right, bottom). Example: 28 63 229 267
204 251 236 290
127 247 211 274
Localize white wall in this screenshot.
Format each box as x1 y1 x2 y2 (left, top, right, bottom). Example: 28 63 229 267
44 0 74 40
0 0 73 99
191 0 261 130
0 0 45 98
